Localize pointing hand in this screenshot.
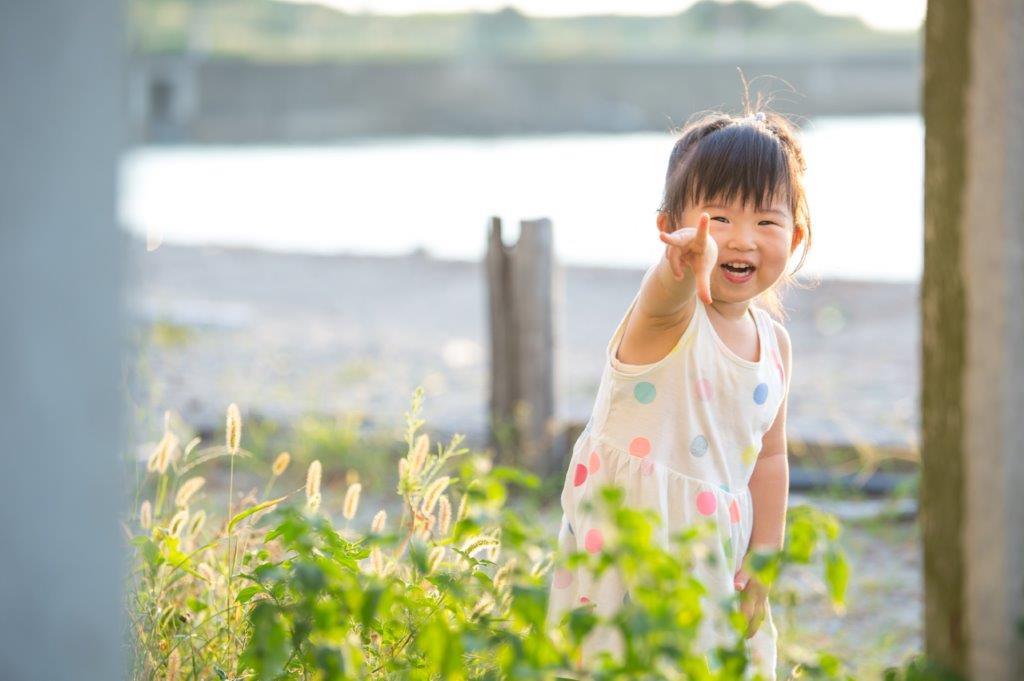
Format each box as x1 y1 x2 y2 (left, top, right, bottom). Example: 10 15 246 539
658 212 717 305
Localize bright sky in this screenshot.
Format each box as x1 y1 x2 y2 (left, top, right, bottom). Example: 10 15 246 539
301 0 925 32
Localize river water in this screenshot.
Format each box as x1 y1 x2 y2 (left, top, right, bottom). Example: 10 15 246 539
120 114 922 282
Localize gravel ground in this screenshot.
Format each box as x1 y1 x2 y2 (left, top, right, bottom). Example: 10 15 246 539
127 240 919 453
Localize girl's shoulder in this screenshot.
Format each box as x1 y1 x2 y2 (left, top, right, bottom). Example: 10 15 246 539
606 289 700 379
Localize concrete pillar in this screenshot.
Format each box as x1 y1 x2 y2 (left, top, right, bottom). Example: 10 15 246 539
0 2 126 680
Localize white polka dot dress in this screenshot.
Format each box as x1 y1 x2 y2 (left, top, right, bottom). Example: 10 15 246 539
546 288 786 678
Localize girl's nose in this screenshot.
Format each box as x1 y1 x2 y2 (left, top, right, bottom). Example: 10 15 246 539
727 224 758 250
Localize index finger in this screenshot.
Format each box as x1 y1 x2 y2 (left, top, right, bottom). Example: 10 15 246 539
694 212 710 251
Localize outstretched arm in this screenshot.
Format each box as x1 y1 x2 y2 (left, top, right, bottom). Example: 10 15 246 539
615 212 717 365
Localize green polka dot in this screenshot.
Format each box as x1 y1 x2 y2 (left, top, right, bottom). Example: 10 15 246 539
724 536 733 561
633 381 656 404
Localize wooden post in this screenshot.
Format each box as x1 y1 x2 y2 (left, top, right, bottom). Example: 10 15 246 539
923 1 1024 678
485 217 563 473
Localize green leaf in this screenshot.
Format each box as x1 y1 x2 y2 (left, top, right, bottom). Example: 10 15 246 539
825 547 849 606
229 495 287 532
236 585 263 603
239 601 290 681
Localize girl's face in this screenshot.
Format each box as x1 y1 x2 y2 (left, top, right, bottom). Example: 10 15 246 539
679 195 796 302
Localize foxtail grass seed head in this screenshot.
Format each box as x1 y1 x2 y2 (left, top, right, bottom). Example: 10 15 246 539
183 435 201 460
139 500 152 529
371 509 387 533
487 534 502 563
456 493 469 523
409 433 429 475
306 492 321 513
414 513 433 541
146 442 160 473
197 562 215 584
370 546 385 574
226 403 241 454
420 475 450 516
428 545 446 573
493 558 517 592
187 510 206 539
271 451 290 476
470 592 495 621
437 495 452 536
168 509 189 538
462 534 499 559
497 591 513 617
174 476 205 508
147 431 177 475
305 459 322 501
161 433 180 474
342 482 361 520
165 648 180 681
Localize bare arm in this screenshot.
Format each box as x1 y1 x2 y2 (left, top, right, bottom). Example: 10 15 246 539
734 321 792 637
747 321 793 553
615 213 716 365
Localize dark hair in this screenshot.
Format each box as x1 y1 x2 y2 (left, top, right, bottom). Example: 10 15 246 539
659 109 814 320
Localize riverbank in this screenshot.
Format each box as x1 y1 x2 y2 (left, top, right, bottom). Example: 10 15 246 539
127 240 919 456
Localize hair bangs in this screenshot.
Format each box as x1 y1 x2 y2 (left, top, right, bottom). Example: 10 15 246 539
671 124 793 217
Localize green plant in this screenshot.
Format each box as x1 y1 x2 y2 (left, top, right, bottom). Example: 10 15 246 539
125 386 941 679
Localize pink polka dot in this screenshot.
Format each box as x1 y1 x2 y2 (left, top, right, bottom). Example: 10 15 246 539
696 490 717 516
628 436 651 458
579 595 590 604
640 458 655 476
729 499 741 524
588 449 601 474
553 567 573 589
573 463 588 487
695 377 714 401
584 528 604 553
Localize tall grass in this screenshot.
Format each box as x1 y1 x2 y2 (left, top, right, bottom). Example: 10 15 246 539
125 388 954 680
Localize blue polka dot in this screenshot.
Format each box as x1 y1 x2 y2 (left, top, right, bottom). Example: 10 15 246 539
633 381 656 404
622 590 632 605
690 435 709 457
753 382 769 405
566 521 574 536
719 483 730 493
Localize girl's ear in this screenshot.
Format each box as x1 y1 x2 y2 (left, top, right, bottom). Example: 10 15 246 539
790 225 804 252
656 211 671 233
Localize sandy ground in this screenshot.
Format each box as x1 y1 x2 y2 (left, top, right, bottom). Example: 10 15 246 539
126 240 919 451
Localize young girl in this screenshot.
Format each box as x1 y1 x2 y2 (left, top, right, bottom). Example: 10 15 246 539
545 109 810 679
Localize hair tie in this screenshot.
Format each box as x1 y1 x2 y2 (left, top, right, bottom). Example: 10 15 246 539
747 111 767 123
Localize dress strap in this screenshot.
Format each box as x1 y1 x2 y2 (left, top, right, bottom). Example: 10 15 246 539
754 306 785 382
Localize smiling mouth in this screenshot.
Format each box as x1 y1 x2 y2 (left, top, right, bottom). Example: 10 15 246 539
721 263 756 274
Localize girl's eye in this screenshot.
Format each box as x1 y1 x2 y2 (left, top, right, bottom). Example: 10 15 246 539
711 216 728 223
759 220 779 227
